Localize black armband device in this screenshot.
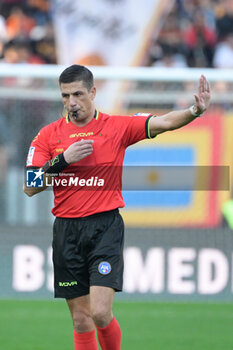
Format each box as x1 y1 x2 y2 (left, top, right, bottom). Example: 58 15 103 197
42 153 69 174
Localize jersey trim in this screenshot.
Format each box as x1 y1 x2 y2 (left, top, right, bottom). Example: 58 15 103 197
94 110 99 120
145 115 156 139
65 111 98 123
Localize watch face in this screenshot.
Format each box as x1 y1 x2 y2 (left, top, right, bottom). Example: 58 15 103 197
190 105 202 117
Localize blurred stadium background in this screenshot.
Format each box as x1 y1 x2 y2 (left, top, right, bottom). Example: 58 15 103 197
0 0 233 349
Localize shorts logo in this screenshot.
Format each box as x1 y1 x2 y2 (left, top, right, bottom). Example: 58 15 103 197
59 281 78 287
26 169 44 187
98 261 111 275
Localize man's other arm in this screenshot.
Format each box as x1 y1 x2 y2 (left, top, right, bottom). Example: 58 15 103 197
149 75 211 138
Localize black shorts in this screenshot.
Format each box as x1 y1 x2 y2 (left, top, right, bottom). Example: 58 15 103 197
52 209 124 299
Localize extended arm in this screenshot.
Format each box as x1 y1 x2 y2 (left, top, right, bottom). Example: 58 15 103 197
149 75 211 138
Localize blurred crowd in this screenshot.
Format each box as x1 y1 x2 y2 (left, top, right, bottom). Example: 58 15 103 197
1 0 233 68
0 0 56 64
146 0 233 68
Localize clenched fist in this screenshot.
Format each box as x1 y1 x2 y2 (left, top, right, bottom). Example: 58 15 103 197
64 139 94 164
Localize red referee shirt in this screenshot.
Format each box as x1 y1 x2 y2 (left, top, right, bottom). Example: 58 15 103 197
26 111 154 217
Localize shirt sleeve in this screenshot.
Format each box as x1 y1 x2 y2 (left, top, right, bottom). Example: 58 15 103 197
26 125 52 167
119 113 156 147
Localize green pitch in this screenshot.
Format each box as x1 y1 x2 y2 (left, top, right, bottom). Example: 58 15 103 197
0 300 232 350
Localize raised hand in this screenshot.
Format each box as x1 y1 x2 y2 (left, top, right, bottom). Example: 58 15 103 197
193 75 211 115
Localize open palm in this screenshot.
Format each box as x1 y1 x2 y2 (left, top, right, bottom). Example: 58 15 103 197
194 75 211 114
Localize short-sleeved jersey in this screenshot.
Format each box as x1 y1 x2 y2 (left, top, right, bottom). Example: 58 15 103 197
26 111 154 217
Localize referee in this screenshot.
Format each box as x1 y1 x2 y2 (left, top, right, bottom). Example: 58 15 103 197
24 65 210 350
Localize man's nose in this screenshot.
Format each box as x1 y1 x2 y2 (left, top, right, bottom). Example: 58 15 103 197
69 95 78 108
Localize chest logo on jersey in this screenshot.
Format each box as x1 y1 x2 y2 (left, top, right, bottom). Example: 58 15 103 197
69 132 94 138
56 148 64 153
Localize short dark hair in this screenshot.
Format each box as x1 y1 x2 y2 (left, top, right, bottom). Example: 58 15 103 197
59 64 94 90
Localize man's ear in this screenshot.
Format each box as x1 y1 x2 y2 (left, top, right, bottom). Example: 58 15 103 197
90 86 96 100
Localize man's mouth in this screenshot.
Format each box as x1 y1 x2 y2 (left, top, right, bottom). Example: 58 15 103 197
70 110 79 119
